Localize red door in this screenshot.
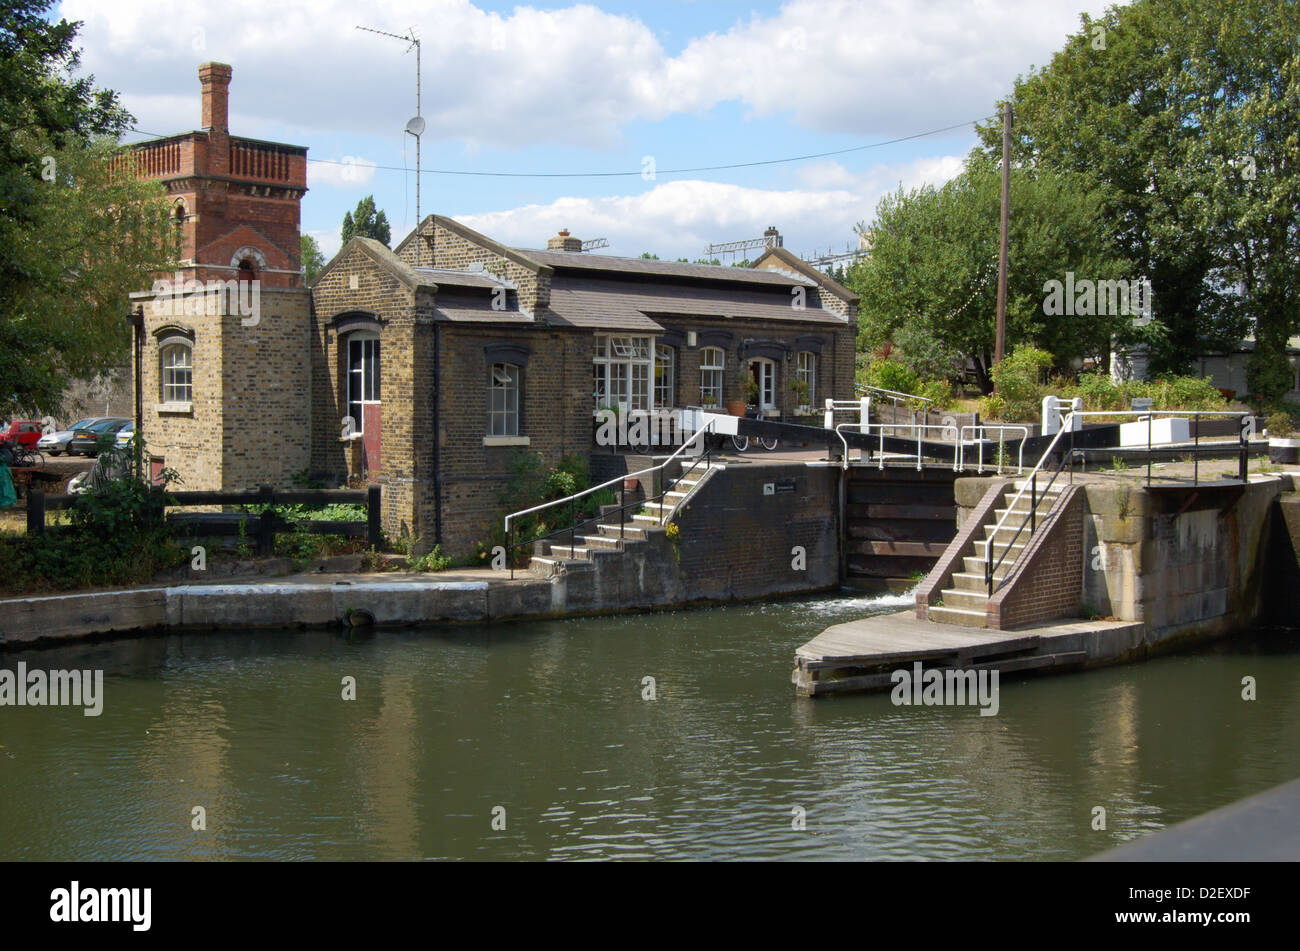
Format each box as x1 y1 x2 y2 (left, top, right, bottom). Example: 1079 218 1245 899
362 403 381 479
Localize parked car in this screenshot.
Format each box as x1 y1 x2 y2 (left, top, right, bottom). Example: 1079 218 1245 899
115 422 135 448
67 418 130 456
38 417 109 456
0 420 44 449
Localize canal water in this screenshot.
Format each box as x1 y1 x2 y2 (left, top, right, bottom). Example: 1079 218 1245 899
2 592 1298 861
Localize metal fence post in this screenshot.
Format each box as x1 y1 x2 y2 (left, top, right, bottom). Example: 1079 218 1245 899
256 483 275 557
27 486 44 537
366 484 382 550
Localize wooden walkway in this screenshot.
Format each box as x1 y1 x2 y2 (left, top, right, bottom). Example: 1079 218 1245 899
793 609 1145 696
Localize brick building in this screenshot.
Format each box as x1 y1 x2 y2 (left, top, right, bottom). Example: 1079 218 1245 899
129 62 860 557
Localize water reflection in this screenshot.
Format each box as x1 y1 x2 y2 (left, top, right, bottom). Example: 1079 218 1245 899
1 597 1297 861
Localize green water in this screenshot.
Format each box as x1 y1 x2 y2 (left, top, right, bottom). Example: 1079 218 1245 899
2 593 1298 861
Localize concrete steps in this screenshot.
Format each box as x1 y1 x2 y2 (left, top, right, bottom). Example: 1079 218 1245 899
523 462 717 578
922 481 1067 628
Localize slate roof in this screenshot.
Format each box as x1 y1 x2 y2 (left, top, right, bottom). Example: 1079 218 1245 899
545 277 844 331
515 248 817 288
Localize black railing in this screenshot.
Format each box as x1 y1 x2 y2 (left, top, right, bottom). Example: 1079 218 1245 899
25 484 382 556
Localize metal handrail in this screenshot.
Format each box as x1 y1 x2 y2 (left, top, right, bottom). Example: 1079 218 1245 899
503 417 717 577
957 425 1028 474
981 411 1082 595
854 382 936 408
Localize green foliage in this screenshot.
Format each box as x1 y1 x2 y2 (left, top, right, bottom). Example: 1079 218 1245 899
301 234 326 283
980 347 1053 421
977 0 1300 388
863 358 919 397
0 443 187 592
1265 412 1297 438
340 195 391 247
408 545 452 572
489 452 606 565
848 153 1132 392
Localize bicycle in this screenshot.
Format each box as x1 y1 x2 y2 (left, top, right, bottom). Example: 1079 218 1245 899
730 433 779 452
2 444 43 469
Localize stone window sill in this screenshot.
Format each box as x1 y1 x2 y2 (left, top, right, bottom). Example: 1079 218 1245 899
483 435 530 447
155 401 193 415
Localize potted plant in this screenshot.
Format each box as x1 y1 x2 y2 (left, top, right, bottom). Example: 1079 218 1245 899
725 369 751 416
1266 411 1299 465
789 377 810 413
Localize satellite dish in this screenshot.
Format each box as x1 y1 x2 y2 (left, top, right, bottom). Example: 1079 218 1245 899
405 116 426 136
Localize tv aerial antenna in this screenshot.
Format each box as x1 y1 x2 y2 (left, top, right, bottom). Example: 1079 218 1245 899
357 25 424 263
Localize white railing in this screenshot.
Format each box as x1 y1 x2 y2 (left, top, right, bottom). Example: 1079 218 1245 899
504 417 717 574
957 425 1029 474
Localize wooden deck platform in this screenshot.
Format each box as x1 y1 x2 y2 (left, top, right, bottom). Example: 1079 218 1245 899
793 609 1146 696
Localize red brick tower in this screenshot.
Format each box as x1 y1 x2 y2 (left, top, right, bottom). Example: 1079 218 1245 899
123 62 308 287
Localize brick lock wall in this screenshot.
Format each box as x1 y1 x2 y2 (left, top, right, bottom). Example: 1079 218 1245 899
673 463 840 600
989 487 1085 629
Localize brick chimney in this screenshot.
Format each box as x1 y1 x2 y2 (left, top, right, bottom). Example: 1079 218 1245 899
199 62 232 176
763 225 782 248
547 228 583 252
198 62 233 133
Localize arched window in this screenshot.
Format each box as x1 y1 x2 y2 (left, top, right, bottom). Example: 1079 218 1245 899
160 340 193 403
654 344 675 409
699 347 724 406
237 258 257 282
488 363 521 436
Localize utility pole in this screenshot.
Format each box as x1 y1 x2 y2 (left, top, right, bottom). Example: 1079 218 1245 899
994 101 1012 371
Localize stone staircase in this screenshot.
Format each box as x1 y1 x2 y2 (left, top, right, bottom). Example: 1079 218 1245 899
926 479 1065 628
527 464 720 578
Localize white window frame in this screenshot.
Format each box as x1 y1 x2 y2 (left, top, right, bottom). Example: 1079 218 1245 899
160 340 193 404
751 357 777 410
488 363 521 436
346 332 380 436
796 351 816 407
594 334 653 411
654 344 675 409
700 347 724 405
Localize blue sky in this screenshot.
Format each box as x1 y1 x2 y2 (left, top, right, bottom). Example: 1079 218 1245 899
59 0 1116 261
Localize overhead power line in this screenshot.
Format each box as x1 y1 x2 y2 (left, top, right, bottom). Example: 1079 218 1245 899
125 115 990 181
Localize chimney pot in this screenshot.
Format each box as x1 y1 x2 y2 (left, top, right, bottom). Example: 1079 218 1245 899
548 230 583 252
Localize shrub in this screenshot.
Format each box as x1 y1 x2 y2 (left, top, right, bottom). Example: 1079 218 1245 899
981 346 1053 421
1265 412 1297 438
864 358 919 396
408 544 453 572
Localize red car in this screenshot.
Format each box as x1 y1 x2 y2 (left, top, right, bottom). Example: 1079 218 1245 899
0 420 44 449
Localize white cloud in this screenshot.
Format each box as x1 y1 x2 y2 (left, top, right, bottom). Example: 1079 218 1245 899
63 0 1118 147
308 155 378 188
456 153 965 260
307 228 343 260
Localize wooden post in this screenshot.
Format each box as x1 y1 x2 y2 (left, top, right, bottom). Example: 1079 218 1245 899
994 101 1012 369
27 486 44 537
366 484 382 550
256 483 275 557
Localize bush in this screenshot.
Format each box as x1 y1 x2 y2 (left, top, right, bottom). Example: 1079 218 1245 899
863 358 919 397
981 346 1053 422
409 544 453 572
1265 412 1297 438
0 445 187 593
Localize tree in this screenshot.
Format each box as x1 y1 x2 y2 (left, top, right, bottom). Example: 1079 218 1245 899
300 234 326 283
978 0 1300 396
847 153 1135 392
340 195 391 247
0 1 177 418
